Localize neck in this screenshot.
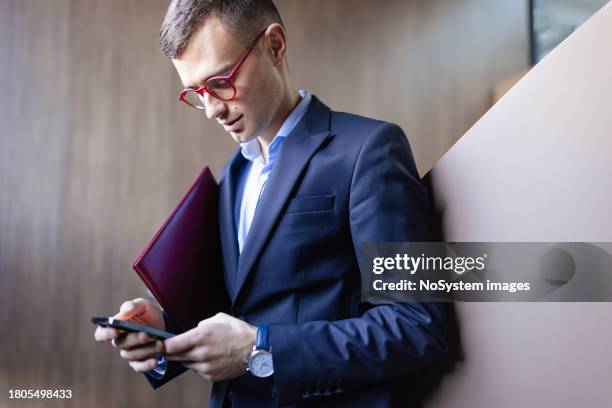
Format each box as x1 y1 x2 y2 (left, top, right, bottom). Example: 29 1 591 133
257 86 300 162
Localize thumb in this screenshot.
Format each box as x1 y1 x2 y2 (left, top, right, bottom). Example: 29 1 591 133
114 299 146 320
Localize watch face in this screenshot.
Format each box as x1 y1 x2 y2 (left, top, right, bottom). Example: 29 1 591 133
248 350 274 377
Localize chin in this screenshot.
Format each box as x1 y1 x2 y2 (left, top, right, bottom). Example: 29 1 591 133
231 130 256 144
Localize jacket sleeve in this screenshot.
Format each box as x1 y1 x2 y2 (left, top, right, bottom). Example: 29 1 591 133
268 122 448 405
144 311 188 389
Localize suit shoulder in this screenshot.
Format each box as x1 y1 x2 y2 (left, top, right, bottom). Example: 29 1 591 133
329 111 406 144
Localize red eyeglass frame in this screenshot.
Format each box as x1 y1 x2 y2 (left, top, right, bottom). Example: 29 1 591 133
178 28 267 109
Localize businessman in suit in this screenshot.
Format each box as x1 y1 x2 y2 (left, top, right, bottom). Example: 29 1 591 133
94 0 447 406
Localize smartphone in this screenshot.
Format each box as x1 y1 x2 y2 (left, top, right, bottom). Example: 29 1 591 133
91 316 174 340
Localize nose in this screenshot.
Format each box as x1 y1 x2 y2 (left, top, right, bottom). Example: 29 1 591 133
203 92 227 120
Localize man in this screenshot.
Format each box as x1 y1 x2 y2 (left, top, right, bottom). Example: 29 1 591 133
94 0 447 407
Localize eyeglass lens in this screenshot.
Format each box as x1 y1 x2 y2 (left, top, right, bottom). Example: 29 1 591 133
182 79 235 108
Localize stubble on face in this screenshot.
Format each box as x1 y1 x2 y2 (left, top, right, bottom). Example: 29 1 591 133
232 68 283 145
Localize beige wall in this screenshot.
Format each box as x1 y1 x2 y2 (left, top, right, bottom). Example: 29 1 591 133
0 1 528 406
429 2 612 407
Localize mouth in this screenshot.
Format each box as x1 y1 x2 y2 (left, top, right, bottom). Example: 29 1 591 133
222 114 243 132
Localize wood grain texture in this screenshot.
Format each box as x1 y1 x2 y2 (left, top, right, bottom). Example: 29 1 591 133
0 1 528 407
275 0 529 174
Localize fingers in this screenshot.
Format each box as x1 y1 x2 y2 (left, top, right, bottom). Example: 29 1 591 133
120 340 164 361
114 298 148 321
164 326 200 354
164 323 215 362
93 299 163 375
182 361 209 372
94 326 119 342
182 362 214 381
165 346 211 362
128 358 159 373
112 331 154 350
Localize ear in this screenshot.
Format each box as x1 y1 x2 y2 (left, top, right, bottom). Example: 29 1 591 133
264 23 287 66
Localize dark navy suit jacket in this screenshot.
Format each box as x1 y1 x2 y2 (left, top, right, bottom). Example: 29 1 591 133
146 95 447 407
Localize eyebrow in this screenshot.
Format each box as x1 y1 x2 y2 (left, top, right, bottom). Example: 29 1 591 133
186 62 235 89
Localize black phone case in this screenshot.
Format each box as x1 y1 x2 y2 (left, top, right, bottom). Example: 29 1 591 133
91 316 174 340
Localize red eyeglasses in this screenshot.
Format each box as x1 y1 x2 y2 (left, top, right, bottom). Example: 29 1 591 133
179 28 267 109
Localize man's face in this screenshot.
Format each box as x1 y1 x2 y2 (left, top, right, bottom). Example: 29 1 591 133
172 17 282 144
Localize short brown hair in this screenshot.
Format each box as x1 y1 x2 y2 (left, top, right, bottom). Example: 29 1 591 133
160 0 283 58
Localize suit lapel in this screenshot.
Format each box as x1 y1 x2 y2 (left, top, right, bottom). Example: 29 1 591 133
233 96 333 304
218 149 245 299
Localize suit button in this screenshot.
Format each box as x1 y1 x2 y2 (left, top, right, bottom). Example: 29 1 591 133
334 379 344 394
312 379 325 397
321 380 331 396
302 379 316 399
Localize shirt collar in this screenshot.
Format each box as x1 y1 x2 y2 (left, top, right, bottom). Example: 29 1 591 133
240 89 311 164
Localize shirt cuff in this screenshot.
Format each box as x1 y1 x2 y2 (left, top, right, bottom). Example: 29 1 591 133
147 355 168 380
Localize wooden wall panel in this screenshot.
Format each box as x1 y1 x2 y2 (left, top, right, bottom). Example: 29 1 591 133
0 1 216 407
0 1 528 407
275 0 529 174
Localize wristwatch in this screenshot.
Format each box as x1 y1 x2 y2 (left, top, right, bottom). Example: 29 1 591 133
246 325 274 377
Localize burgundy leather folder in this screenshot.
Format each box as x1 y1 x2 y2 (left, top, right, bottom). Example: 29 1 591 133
132 165 230 333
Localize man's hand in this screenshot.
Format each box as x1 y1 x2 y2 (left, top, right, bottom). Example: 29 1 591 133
94 298 165 373
164 312 257 382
